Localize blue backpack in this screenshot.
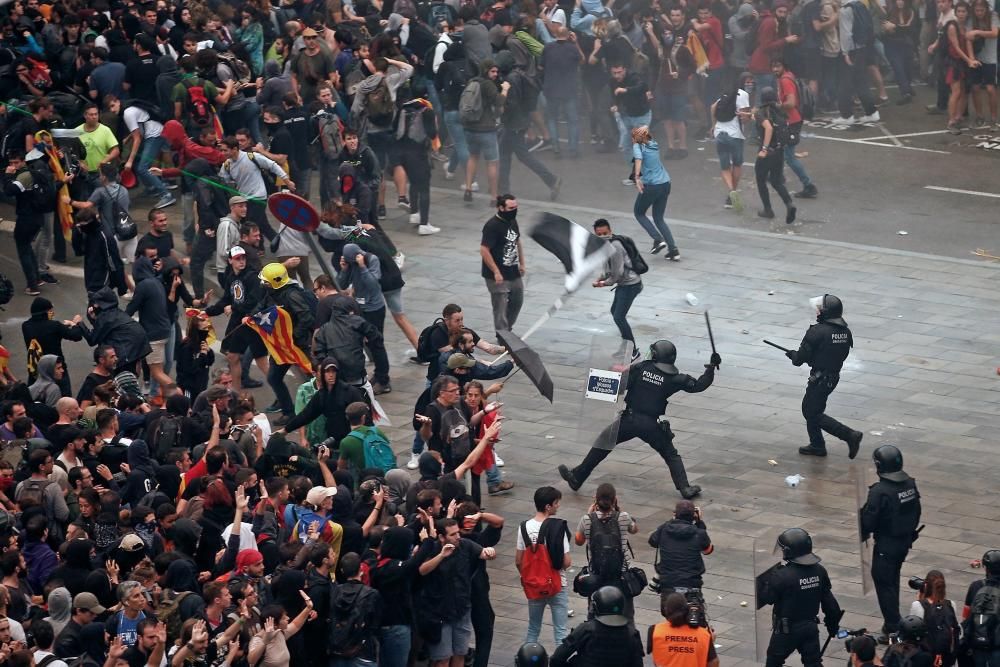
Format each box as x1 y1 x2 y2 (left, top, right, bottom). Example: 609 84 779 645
349 427 396 474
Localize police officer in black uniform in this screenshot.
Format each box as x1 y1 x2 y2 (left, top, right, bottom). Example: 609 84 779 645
756 528 842 667
558 340 719 500
882 616 934 667
648 500 713 611
861 444 922 643
550 587 645 667
787 294 864 459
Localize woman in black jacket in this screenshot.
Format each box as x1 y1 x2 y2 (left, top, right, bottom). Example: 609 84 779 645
175 312 214 399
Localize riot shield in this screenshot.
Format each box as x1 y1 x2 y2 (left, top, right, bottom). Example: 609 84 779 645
753 528 785 664
576 336 632 453
852 461 876 595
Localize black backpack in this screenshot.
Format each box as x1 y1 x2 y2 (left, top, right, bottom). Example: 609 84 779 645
715 91 738 123
587 512 625 584
763 107 791 149
920 599 959 656
969 584 1000 649
0 273 12 309
328 585 379 658
152 414 181 460
416 318 446 362
610 234 649 275
27 161 57 213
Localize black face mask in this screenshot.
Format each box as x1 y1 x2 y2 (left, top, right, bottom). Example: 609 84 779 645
264 120 281 133
498 208 517 222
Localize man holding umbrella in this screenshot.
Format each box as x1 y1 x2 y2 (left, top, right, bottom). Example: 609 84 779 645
559 340 719 499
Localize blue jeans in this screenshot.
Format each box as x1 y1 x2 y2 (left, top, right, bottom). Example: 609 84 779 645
444 110 470 173
973 649 1000 667
546 95 580 154
884 39 914 97
268 362 294 416
633 181 676 249
378 625 411 667
136 135 168 198
783 130 811 189
610 282 642 344
485 463 501 487
526 587 568 645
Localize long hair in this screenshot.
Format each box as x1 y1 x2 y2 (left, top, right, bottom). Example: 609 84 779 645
595 483 618 512
926 570 947 602
631 125 652 144
887 0 915 25
971 0 992 29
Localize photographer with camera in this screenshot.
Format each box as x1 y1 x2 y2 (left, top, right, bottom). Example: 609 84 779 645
648 592 719 667
882 616 935 667
962 550 1000 667
906 571 960 667
648 500 713 615
756 528 842 667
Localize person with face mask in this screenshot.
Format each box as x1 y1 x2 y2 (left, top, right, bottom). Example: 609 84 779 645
480 194 525 339
785 294 863 458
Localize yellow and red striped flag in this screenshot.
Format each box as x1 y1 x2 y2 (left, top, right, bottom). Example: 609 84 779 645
184 308 218 347
243 306 311 373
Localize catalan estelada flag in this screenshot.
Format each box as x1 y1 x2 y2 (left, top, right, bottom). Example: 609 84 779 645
243 306 311 373
35 130 73 241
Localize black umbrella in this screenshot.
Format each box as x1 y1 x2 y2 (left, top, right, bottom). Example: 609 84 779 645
496 329 554 403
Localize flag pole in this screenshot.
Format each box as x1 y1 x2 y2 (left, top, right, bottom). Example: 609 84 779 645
490 291 568 366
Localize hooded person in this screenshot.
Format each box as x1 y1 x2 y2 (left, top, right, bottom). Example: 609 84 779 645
28 354 62 407
253 431 318 481
155 54 181 117
44 587 73 637
334 242 386 320
256 58 294 107
21 295 84 388
121 439 158 507
167 517 203 560
71 207 127 297
78 621 110 665
384 468 411 508
330 485 365 557
370 526 421 642
48 540 96 597
78 287 152 373
281 358 367 448
312 301 388 388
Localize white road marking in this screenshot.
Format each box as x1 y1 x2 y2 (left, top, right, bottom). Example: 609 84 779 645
858 129 950 140
875 123 904 147
924 185 1000 198
805 133 950 153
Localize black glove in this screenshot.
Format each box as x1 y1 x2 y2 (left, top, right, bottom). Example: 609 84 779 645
785 350 797 362
710 352 721 368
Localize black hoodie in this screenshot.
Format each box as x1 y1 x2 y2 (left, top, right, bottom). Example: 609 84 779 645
435 41 476 110
338 162 374 224
72 214 127 296
79 288 152 371
126 256 171 341
21 299 83 379
283 358 366 443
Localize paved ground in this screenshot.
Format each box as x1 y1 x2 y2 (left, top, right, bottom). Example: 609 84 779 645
1 120 999 666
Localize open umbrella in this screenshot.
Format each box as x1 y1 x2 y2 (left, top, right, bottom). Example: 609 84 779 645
496 329 554 403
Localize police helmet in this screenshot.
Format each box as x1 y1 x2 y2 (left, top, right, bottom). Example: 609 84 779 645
817 294 843 320
983 550 1000 576
591 586 629 627
515 642 549 667
898 615 927 642
777 527 821 565
873 444 908 482
650 340 678 375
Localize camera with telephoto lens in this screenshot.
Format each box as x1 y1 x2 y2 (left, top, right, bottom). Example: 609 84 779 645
648 577 662 594
312 436 338 453
907 576 926 592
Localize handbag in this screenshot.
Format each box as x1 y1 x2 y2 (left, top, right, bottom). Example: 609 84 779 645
106 186 137 241
623 566 648 597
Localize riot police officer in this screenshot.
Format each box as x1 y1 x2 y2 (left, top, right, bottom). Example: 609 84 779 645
559 340 719 499
882 616 934 667
756 528 842 667
860 445 922 643
648 500 713 610
515 642 549 667
787 294 864 459
550 586 645 667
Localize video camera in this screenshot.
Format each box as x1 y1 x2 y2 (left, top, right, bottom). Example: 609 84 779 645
645 583 708 628
907 576 926 592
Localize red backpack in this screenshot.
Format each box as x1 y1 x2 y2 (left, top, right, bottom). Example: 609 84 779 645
519 520 562 600
183 79 213 127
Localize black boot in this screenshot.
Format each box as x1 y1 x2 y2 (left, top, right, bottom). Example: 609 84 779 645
558 464 583 491
798 444 828 457
846 430 863 459
666 458 700 499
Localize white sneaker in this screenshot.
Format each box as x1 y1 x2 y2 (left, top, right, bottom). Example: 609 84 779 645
494 453 505 467
470 182 480 192
406 452 420 469
418 224 441 235
408 213 420 224
857 110 881 123
393 252 405 270
444 169 455 180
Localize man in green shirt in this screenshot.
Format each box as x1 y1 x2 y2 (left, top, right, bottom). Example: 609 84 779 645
75 104 120 192
171 55 230 138
338 401 391 480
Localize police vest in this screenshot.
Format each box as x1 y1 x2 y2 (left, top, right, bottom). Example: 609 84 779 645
650 622 712 667
877 478 921 539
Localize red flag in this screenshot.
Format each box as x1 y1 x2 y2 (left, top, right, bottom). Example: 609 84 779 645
243 306 311 373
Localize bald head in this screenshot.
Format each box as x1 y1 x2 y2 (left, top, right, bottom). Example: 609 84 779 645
56 397 81 421
555 26 569 40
